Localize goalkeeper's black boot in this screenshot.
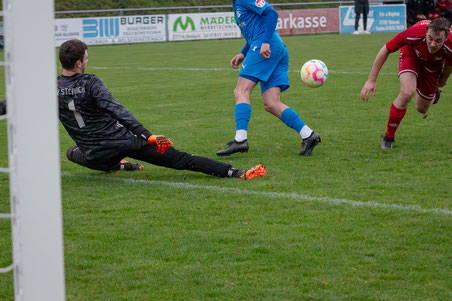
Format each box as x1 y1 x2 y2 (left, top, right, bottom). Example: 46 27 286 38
119 160 144 171
299 132 321 156
216 140 249 156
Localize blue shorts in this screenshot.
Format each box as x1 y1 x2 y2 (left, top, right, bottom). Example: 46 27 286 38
239 43 290 94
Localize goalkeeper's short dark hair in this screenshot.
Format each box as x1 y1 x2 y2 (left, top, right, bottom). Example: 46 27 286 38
59 39 88 70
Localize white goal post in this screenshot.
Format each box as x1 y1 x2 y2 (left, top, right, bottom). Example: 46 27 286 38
2 0 65 299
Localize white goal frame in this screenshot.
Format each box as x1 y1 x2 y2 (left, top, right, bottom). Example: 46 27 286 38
2 0 65 300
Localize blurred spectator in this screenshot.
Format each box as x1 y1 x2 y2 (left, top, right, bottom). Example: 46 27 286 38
353 0 370 34
406 0 426 27
406 0 449 27
436 0 452 22
424 0 440 20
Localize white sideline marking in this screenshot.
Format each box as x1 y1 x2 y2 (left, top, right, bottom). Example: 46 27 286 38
62 173 451 216
90 66 397 76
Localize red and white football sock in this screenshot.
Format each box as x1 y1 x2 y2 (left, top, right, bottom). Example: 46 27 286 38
385 103 407 139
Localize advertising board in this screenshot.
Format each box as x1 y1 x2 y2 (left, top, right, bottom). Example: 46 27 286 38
55 15 166 46
340 5 406 34
168 12 241 41
277 8 339 35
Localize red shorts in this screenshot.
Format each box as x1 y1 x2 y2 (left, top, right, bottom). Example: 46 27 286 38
398 46 442 101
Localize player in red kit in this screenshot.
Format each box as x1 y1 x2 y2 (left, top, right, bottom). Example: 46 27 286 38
436 0 452 21
361 18 452 150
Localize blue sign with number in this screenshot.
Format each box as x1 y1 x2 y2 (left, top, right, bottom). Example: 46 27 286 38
340 5 406 34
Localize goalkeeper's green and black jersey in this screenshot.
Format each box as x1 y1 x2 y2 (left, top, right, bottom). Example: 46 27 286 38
58 73 151 161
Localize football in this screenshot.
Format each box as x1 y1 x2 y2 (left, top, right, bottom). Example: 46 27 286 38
300 59 328 88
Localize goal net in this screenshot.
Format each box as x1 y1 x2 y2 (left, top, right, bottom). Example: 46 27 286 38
1 0 65 299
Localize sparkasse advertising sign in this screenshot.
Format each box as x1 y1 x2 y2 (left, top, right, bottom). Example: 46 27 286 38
168 12 241 41
55 15 166 46
277 8 339 35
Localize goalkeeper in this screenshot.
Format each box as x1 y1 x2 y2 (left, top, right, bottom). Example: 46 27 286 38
0 39 265 180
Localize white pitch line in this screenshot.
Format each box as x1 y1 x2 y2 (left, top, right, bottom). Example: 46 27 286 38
90 66 397 76
62 173 451 216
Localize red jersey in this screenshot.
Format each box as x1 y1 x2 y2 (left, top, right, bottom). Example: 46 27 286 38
385 20 452 73
437 0 451 11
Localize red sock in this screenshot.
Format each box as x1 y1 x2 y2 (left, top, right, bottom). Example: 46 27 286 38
385 104 407 139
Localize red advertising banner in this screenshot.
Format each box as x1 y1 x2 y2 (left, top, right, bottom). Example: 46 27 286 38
277 8 339 35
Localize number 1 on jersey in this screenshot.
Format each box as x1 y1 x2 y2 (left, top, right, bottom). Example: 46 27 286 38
68 100 86 128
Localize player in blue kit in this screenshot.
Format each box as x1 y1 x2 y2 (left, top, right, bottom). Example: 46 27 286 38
216 0 321 156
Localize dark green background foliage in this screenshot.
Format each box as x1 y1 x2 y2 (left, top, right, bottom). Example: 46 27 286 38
53 0 336 11
54 0 328 11
49 0 348 17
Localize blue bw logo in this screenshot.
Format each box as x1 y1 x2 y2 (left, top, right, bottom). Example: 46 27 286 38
83 18 120 38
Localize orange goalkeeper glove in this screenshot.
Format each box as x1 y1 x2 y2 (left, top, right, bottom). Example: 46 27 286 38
147 135 173 154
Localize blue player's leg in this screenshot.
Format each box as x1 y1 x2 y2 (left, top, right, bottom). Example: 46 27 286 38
261 86 287 118
260 44 321 156
262 87 320 156
233 77 256 142
262 87 308 136
217 77 257 156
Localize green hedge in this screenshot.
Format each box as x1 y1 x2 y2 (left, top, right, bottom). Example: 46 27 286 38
0 1 346 13
55 0 333 11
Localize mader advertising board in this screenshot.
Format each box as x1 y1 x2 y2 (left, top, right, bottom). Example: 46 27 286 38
168 12 241 41
55 15 166 46
277 8 339 35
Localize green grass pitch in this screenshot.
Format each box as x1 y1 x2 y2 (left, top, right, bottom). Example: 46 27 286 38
0 33 451 300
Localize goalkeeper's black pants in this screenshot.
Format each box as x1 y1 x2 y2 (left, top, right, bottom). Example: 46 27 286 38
66 144 233 177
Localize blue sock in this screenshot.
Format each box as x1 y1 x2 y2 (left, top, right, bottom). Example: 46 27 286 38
281 107 306 133
235 103 252 131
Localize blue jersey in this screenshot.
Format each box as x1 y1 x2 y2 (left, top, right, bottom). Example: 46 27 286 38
233 0 283 45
